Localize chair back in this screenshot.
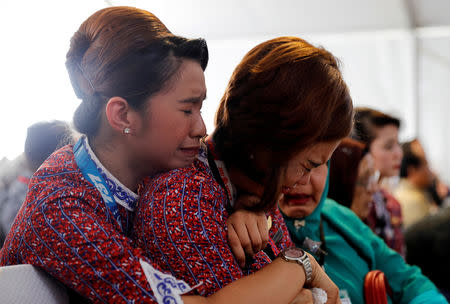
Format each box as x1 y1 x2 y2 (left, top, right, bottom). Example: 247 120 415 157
0 264 69 303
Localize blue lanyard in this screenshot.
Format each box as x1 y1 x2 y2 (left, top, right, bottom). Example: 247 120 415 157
73 137 122 232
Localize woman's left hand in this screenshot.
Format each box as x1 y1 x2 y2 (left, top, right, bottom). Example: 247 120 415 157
290 288 314 304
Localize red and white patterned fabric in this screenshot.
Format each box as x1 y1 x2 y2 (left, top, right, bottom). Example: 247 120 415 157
0 144 190 304
133 143 293 296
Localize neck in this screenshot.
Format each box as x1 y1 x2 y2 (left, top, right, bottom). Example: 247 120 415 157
89 137 142 192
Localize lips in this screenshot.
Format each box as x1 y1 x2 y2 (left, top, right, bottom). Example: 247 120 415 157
284 193 312 205
179 146 200 157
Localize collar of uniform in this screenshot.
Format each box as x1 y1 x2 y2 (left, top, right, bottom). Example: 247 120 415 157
82 136 138 211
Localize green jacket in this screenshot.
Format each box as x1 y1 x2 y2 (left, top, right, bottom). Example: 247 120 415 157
318 198 446 303
283 177 446 304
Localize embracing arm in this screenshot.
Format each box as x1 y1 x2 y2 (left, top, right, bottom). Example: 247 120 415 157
136 170 340 303
1 195 162 303
184 256 340 304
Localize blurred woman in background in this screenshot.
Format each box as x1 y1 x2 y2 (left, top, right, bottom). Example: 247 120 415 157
328 137 379 219
351 107 405 254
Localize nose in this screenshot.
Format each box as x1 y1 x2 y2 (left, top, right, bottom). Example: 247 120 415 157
191 112 206 139
296 170 311 186
284 170 311 191
394 144 403 160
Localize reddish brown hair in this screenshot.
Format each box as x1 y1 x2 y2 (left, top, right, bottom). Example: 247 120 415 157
213 36 353 211
328 137 366 208
66 6 208 138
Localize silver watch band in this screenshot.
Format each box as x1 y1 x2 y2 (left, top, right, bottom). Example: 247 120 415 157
280 248 313 284
298 252 313 284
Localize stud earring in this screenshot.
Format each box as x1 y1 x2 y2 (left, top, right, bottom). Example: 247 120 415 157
123 127 131 134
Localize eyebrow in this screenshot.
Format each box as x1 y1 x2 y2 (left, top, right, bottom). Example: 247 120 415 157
177 93 207 104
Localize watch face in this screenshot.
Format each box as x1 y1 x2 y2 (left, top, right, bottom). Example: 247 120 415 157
285 247 304 258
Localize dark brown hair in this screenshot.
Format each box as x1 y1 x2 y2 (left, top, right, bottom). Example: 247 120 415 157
213 36 353 211
66 6 208 138
351 107 401 148
328 137 366 208
24 120 74 172
400 139 424 178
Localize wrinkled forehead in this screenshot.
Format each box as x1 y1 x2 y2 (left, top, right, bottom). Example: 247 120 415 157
289 140 341 164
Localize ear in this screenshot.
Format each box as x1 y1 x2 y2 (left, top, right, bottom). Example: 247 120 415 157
104 97 140 135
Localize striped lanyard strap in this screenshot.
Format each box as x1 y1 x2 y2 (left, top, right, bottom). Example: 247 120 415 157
73 137 122 232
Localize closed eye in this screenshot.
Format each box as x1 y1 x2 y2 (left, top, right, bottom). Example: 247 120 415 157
308 160 322 168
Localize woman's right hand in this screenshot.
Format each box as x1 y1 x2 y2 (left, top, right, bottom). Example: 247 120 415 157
307 253 341 304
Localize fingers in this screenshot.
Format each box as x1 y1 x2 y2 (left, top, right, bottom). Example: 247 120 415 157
290 289 313 304
307 253 340 304
227 208 271 268
227 222 246 268
256 213 269 250
245 214 263 254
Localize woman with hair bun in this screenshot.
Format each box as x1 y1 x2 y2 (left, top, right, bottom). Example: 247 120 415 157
0 7 337 304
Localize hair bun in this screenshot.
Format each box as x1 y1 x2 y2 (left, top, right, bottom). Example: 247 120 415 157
73 93 102 135
66 31 94 99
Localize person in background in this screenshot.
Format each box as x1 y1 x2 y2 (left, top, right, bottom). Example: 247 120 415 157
0 120 72 238
394 139 438 229
202 102 447 301
351 107 405 255
428 177 450 208
275 157 447 303
404 207 450 301
0 155 27 243
328 137 379 220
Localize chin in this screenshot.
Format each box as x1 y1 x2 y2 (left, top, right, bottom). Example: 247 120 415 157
280 204 313 219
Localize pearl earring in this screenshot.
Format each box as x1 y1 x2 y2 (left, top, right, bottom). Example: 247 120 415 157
123 127 131 134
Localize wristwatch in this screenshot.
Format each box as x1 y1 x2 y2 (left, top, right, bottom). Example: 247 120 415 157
280 247 313 284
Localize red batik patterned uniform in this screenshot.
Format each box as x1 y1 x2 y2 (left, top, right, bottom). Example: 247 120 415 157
0 144 189 304
133 143 293 296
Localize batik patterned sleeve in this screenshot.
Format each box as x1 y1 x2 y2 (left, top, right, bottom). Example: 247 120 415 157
1 193 182 304
134 165 247 296
267 205 294 250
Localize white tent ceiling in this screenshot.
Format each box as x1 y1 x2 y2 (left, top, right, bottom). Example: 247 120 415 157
108 0 450 37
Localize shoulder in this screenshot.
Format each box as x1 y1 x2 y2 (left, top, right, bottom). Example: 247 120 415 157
31 145 82 190
323 199 359 221
322 198 373 234
26 145 99 207
137 160 228 225
143 159 223 197
381 189 401 205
